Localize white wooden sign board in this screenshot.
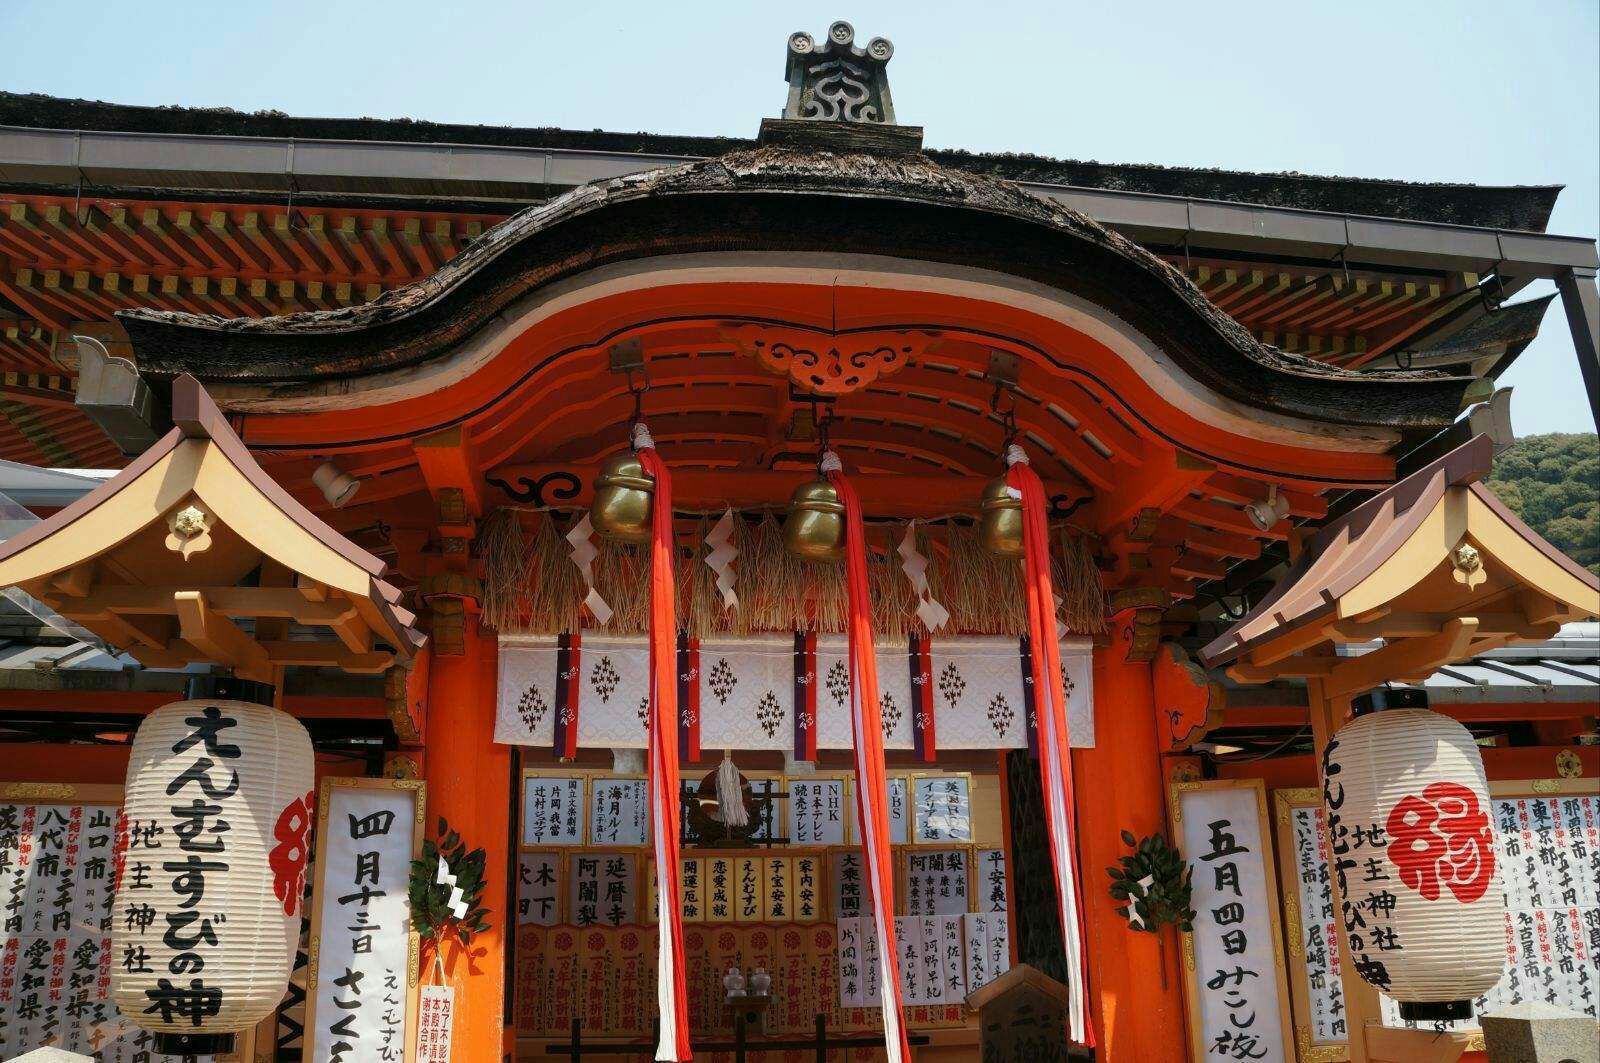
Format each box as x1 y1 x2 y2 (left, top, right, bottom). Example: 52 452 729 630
308 779 422 1063
1174 780 1294 1063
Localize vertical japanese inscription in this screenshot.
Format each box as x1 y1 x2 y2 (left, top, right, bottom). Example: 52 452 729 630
310 782 420 1063
1178 782 1291 1062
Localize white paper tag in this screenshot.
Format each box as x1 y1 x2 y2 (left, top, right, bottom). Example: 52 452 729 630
416 983 456 1062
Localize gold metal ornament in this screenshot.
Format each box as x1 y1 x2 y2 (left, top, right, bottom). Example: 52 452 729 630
590 451 655 543
978 475 1025 557
784 479 846 561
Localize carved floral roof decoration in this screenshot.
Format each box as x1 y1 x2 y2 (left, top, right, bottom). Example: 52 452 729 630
117 144 1480 432
725 324 927 395
1201 434 1600 695
0 375 424 681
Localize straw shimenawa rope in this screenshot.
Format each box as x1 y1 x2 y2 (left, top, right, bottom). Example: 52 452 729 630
481 507 1106 637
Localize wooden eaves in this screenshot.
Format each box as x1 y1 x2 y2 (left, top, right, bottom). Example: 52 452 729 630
1200 433 1600 689
0 374 424 683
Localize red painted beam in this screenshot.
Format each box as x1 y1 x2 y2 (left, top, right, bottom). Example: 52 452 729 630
0 689 385 718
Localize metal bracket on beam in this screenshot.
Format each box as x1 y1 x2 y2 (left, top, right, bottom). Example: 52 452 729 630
984 349 1019 388
607 337 644 373
73 335 170 457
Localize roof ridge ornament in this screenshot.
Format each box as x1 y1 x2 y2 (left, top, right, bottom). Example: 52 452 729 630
761 21 923 154
783 21 896 125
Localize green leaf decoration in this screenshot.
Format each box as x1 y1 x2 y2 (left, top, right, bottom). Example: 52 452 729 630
409 815 494 952
1103 829 1194 936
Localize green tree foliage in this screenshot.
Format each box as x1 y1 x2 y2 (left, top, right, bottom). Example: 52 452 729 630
1486 433 1599 576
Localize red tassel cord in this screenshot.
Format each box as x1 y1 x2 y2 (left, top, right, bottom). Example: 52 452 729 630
825 452 914 1063
1007 447 1096 1048
637 429 693 1061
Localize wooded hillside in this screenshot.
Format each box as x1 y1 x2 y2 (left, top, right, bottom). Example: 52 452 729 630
1486 433 1600 576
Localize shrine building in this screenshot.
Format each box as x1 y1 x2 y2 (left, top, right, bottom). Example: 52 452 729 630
0 21 1597 1063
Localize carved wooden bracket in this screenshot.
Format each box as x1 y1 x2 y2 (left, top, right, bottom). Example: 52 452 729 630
725 324 926 395
1153 641 1225 751
1107 587 1170 662
383 645 430 745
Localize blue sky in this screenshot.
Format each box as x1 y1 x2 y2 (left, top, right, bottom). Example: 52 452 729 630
2 0 1595 435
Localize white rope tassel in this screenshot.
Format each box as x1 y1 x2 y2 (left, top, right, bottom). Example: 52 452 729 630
819 450 843 474
897 520 950 632
714 750 748 827
703 509 740 613
631 420 655 451
565 512 613 626
1004 444 1028 501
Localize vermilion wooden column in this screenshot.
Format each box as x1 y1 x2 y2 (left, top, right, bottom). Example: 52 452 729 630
425 606 513 1062
1075 615 1187 1061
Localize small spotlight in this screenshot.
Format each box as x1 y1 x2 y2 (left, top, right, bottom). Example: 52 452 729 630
1246 484 1290 531
312 460 360 508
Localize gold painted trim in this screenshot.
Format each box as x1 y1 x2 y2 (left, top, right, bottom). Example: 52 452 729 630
1531 778 1560 794
1283 894 1304 960
1295 1026 1348 1063
4 782 77 799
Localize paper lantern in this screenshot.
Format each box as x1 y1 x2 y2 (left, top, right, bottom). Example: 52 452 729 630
111 692 314 1052
1321 707 1505 1021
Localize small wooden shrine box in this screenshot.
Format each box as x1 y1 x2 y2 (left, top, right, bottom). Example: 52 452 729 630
965 963 1074 1063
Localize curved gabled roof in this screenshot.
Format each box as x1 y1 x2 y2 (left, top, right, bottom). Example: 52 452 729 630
118 146 1478 430
1 92 1562 232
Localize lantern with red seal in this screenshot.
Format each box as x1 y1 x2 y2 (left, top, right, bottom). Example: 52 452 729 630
1320 706 1506 1022
111 677 314 1056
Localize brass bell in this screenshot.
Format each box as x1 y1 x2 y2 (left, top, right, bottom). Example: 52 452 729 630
784 479 846 562
590 451 655 543
978 475 1026 557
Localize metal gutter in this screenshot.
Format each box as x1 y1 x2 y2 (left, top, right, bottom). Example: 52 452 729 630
2 124 1595 278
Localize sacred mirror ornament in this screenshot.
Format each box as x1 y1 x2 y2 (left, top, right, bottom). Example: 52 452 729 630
1320 707 1506 1021
111 677 315 1054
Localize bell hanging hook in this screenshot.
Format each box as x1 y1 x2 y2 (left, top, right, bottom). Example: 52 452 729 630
815 405 834 476
989 380 1020 455
624 365 651 428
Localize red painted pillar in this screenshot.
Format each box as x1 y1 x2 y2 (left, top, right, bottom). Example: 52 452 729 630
425 607 513 1061
1074 614 1188 1061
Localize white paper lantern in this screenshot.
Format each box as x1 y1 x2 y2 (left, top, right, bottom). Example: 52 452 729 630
111 697 315 1047
1321 707 1505 1020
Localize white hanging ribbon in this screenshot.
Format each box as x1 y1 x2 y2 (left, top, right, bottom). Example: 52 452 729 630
897 520 950 632
436 856 470 921
703 509 740 613
1126 873 1154 929
566 512 613 626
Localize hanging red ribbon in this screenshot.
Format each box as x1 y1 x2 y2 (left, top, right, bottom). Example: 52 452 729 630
637 433 692 1061
824 454 913 1063
1006 448 1095 1047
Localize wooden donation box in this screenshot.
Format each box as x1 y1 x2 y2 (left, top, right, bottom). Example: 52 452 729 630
966 963 1072 1063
